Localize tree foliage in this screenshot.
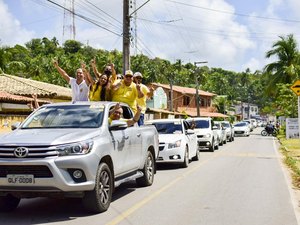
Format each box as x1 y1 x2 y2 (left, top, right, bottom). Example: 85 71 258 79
0 35 299 118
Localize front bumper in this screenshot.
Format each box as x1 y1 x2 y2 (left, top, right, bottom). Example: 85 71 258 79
0 153 100 193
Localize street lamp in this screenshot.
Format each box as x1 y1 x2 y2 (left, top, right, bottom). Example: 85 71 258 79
194 61 208 117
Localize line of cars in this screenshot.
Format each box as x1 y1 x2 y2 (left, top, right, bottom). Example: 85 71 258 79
145 117 236 167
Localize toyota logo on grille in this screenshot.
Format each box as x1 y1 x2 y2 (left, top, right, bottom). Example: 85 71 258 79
14 147 29 158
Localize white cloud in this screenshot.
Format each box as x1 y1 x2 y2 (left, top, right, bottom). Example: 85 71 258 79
1 0 300 73
0 0 35 46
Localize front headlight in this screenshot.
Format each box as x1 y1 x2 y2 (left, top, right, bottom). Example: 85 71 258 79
168 140 182 149
205 133 211 138
56 140 94 156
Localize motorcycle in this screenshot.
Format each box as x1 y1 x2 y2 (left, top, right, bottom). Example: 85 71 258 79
261 126 278 137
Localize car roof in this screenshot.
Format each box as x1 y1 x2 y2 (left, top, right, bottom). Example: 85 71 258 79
146 118 184 123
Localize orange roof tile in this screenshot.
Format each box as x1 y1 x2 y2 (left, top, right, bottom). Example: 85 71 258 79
151 83 216 97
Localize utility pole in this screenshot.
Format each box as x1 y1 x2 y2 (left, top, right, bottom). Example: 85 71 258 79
123 0 130 72
194 61 208 117
123 0 150 73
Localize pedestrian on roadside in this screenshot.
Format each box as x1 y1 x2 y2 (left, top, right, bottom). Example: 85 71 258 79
53 59 90 102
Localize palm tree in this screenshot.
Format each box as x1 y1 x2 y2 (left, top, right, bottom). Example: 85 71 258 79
264 34 300 95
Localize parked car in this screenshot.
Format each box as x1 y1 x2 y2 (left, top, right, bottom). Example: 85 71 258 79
187 117 219 152
213 121 227 145
221 121 234 142
145 118 199 167
233 121 250 137
243 120 254 132
0 102 159 213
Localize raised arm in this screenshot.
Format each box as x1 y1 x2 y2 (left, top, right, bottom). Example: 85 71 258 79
53 59 70 83
91 59 101 79
127 105 141 127
81 62 93 86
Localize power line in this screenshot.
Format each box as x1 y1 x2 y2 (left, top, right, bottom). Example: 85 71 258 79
165 0 300 23
46 0 122 37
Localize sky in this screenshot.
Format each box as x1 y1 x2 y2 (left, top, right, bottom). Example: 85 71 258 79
1 0 300 73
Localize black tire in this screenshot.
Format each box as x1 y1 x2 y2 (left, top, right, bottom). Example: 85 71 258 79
82 162 113 213
261 130 268 136
209 139 215 152
272 130 278 137
182 147 189 168
0 194 20 212
214 140 219 150
136 151 155 187
219 138 223 146
192 148 200 161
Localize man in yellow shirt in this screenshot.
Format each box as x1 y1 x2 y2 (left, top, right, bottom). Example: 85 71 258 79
111 70 143 113
133 72 154 125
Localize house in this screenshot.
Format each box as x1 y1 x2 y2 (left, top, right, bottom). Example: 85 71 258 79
234 101 259 120
149 83 227 118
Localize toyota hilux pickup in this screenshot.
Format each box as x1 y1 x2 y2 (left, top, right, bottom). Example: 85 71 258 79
0 101 159 213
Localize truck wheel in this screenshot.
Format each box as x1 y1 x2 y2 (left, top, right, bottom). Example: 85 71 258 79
182 147 189 168
0 194 20 212
82 162 113 213
136 151 155 187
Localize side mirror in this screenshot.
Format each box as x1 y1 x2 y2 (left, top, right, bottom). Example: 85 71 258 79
212 126 218 130
11 122 21 130
186 129 195 135
109 120 128 131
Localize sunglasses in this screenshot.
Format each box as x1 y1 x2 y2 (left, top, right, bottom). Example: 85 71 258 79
125 75 133 78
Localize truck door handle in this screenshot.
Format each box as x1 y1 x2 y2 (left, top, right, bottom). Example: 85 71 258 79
137 133 141 137
124 136 129 140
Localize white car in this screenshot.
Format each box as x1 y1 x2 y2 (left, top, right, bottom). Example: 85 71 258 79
146 119 199 167
187 117 219 152
213 121 227 146
221 121 234 142
233 122 250 137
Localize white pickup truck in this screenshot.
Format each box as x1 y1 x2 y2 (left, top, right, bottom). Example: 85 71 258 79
0 102 159 213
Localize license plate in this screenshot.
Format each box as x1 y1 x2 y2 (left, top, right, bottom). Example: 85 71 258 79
7 174 35 184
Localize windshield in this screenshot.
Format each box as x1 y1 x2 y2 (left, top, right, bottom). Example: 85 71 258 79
152 122 183 134
234 122 247 127
194 120 209 129
21 105 104 129
222 123 230 128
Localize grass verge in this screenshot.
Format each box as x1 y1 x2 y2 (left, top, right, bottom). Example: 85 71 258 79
278 133 300 188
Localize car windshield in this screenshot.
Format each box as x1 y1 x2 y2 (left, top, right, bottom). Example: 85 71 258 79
152 122 183 134
194 120 209 129
234 122 247 127
222 123 230 128
21 105 104 129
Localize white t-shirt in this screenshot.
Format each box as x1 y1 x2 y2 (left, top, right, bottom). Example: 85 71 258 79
69 78 89 101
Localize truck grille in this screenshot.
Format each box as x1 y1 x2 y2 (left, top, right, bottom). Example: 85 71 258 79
0 165 53 178
0 145 59 158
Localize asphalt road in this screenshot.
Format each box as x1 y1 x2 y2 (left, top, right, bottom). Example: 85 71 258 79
0 127 299 225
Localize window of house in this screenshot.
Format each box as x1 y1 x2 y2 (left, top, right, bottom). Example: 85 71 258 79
183 96 190 106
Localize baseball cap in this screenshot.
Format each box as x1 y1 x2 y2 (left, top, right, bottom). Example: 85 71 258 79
133 72 143 78
125 70 133 76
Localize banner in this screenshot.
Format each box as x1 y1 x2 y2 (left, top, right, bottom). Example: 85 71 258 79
286 118 299 139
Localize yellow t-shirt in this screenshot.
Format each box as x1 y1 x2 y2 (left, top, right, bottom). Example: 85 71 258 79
111 81 138 113
137 84 149 114
89 83 102 101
